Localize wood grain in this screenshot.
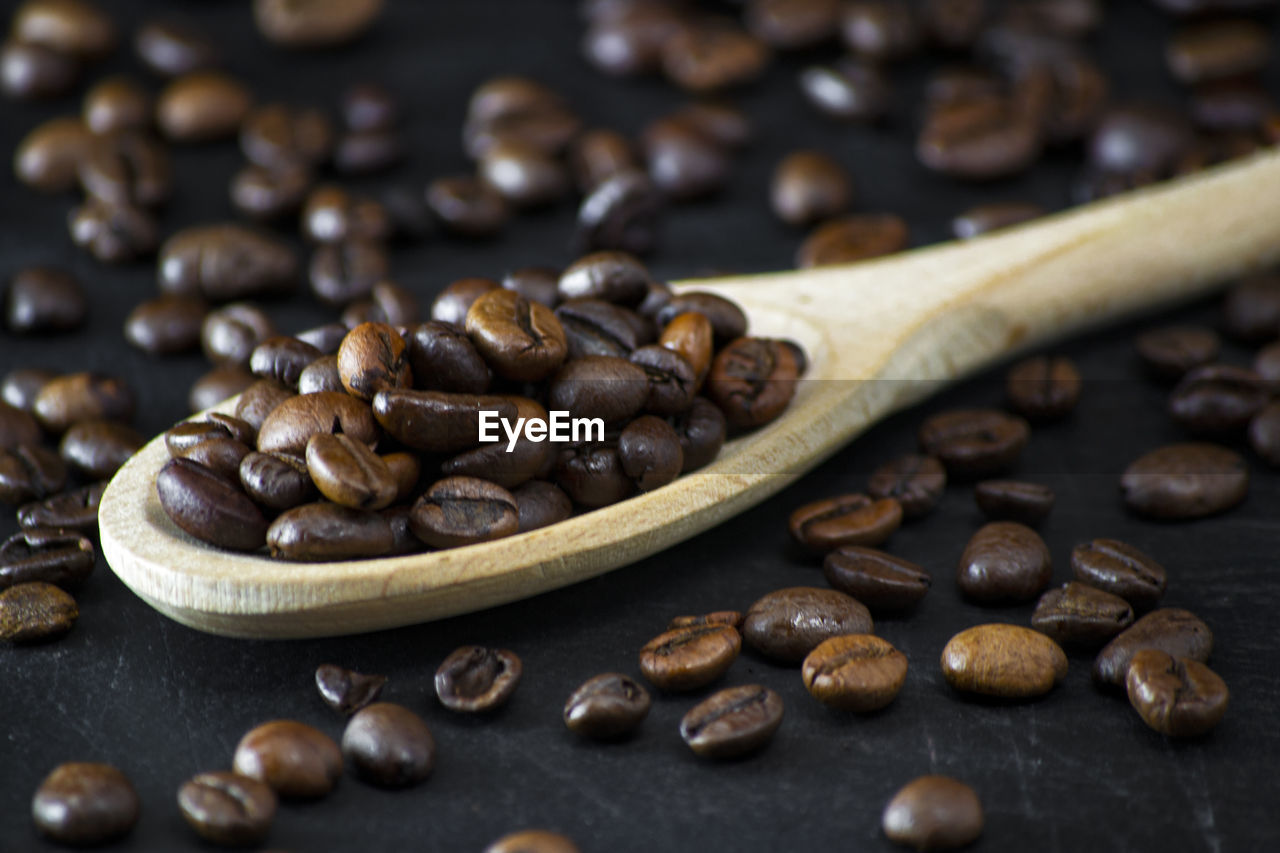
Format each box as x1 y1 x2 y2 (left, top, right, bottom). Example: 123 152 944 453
99 150 1280 638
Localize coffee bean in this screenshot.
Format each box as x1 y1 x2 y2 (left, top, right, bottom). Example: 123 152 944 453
1166 20 1269 85
841 0 920 60
336 322 411 400
303 185 391 244
203 303 276 367
974 480 1054 525
372 390 514 453
233 719 343 799
510 480 572 532
5 266 86 334
789 494 903 553
670 396 726 472
3 369 56 414
680 684 783 759
14 116 91 193
629 345 697 416
442 397 550 489
68 198 159 263
240 103 333 170
431 279 499 327
266 502 392 561
1249 401 1280 466
479 139 569 208
1032 582 1134 648
406 321 492 394
296 322 351 355
234 380 294 431
1005 355 1081 420
743 586 873 663
334 128 403 175
1094 608 1213 687
564 672 651 740
466 289 568 382
486 830 581 853
642 115 731 201
1126 649 1228 737
342 281 419 329
59 419 143 480
657 312 713 383
253 0 385 47
746 0 841 49
1222 274 1280 342
802 634 907 712
661 21 769 93
135 19 217 76
618 415 683 491
309 238 388 306
555 442 633 507
882 775 983 852
79 130 170 207
941 623 1067 698
14 0 116 57
32 763 138 845
655 292 748 345
33 372 134 435
548 356 648 425
957 521 1051 603
236 452 311 511
1 581 77 642
1070 538 1165 610
0 444 66 505
918 409 1029 479
83 75 151 135
706 337 800 431
248 336 322 388
918 95 1041 180
558 251 651 307
1 39 78 100
125 295 207 355
426 175 508 238
581 3 683 76
157 457 268 551
799 59 891 122
577 169 661 256
1135 325 1220 380
1089 104 1192 176
177 771 277 846
771 150 852 227
0 528 93 590
17 481 106 534
435 645 522 712
342 702 435 788
1169 364 1267 434
257 391 377 456
823 547 930 611
796 213 909 267
0 402 41 451
410 476 518 548
1120 442 1247 519
866 454 946 519
231 164 311 221
639 623 741 691
315 663 387 715
556 299 646 360
668 611 744 631
161 225 297 302
306 433 395 511
951 201 1044 239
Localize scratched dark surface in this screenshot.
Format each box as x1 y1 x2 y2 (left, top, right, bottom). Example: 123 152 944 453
3 2 1279 851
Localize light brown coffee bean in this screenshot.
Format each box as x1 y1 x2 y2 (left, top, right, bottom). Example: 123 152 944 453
802 634 907 711
639 623 741 691
941 623 1068 698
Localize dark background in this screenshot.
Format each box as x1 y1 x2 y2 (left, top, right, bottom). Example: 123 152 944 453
3 1 1279 850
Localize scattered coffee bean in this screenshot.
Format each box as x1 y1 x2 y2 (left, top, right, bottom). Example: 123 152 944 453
435 645 522 712
771 150 852 227
952 201 1045 238
0 528 93 590
32 763 138 845
789 493 903 553
1070 538 1166 610
823 546 931 611
177 771 277 847
5 266 86 334
1166 20 1270 85
1 581 78 642
1006 355 1081 420
233 719 343 799
14 116 91 193
957 521 1051 603
1169 364 1267 434
1 39 79 100
742 586 873 663
125 295 207 355
680 684 783 759
918 408 1029 479
941 623 1068 699
801 634 907 712
13 0 116 57
59 419 144 479
1135 325 1220 380
564 672 651 740
1126 649 1228 737
17 481 106 533
34 372 135 434
160 225 297 302
974 480 1054 525
135 19 217 76
0 444 66 505
798 59 892 121
796 213 909 267
1032 581 1134 648
426 175 508 238
1120 442 1247 519
253 0 385 48
882 775 983 851
639 623 741 691
79 130 170 207
83 75 151 135
1222 275 1280 342
240 103 334 170
1094 608 1213 687
866 453 946 519
341 702 435 788
315 663 387 715
68 197 159 263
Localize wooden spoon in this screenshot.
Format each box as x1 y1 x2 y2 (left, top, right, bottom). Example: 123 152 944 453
101 151 1280 638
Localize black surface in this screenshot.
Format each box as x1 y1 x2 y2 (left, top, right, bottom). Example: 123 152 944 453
3 2 1280 851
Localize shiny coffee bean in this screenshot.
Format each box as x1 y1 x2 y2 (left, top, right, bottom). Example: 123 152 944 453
466 289 568 381
1135 325 1220 380
17 481 106 534
239 451 315 511
501 267 560 308
296 322 350 355
435 645 522 712
580 3 683 77
337 322 412 400
642 116 731 201
957 521 1051 603
1126 650 1228 738
13 0 116 57
0 527 93 590
83 75 150 135
802 634 907 712
303 185 391 244
882 775 983 852
306 433 395 511
952 201 1044 239
309 239 388 306
202 303 276 367
570 129 637 192
796 213 909 267
548 356 648 424
3 369 56 413
34 372 134 434
1223 275 1280 342
372 390 514 453
68 198 158 263
257 391 377 456
639 623 741 691
823 546 930 610
771 150 852 227
657 311 713 382
479 139 569 208
125 295 206 355
407 321 491 394
556 442 634 507
31 763 138 845
1089 104 1192 176
177 771 277 846
231 163 311 221
799 60 891 122
866 453 946 519
974 480 1054 525
442 397 550 489
841 0 920 60
917 96 1041 180
342 281 418 328
59 419 143 479
426 175 508 238
1071 538 1166 610
743 586 873 664
706 337 799 431
564 672 651 740
249 336 322 388
297 355 343 395
556 299 645 360
746 0 841 49
918 408 1029 479
5 266 85 334
486 830 581 853
1 40 79 100
1 581 77 642
233 379 293 431
1169 365 1267 433
161 225 297 302
669 396 726 472
1166 20 1270 85
680 684 783 759
558 251 650 306
233 719 343 799
79 130 170 207
267 502 393 561
655 292 747 344
410 476 519 548
1006 355 1080 420
789 493 902 553
1032 582 1134 648
661 21 769 93
1120 442 1247 519
630 345 697 416
315 663 387 715
0 444 66 505
1249 401 1280 466
342 703 435 788
942 623 1068 698
1094 608 1213 688
135 19 217 76
618 415 683 491
253 0 384 47
240 103 333 170
431 277 500 326
14 116 91 193
157 458 268 551
512 480 573 532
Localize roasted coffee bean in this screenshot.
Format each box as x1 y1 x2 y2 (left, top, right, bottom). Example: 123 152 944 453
0 444 65 505
334 128 403 175
431 278 500 326
1071 538 1166 610
407 321 491 394
341 83 397 132
570 129 637 192
240 103 333 170
670 396 727 472
435 645 522 712
5 266 85 334
1126 650 1228 738
34 372 134 434
1169 364 1267 433
257 391 377 455
337 322 411 400
267 502 392 561
306 433 395 510
0 528 92 590
233 719 343 799
410 476 519 548
672 99 753 149
479 139 569 207
426 175 508 238
32 763 138 845
442 397 549 488
581 3 684 77
1222 274 1280 341
1120 442 1247 519
1032 582 1133 648
641 280 675 320
316 663 387 715
841 0 921 60
1166 20 1269 85
556 299 646 360
59 419 143 479
309 239 388 306
157 457 268 551
639 623 741 691
17 481 106 533
941 623 1068 698
234 379 293 431
882 775 983 851
746 0 842 49
823 547 930 610
13 0 116 57
789 494 902 553
771 150 852 227
161 225 297 302
642 115 731 200
231 163 311 221
917 96 1040 180
342 281 418 328
125 295 206 355
706 337 799 431
656 312 714 384
559 252 652 308
465 75 565 128
680 684 783 759
464 94 580 162
2 369 56 413
1249 401 1280 466
796 213 909 268
743 586 873 664
202 303 276 367
0 39 78 100
296 355 342 395
1 401 42 451
511 480 573 532
501 267 560 309
661 20 769 93
974 480 1054 525
486 830 581 853
656 293 748 345
951 201 1044 239
618 415 683 491
799 59 891 122
79 130 170 207
342 702 435 788
549 356 648 424
669 611 744 631
629 345 697 415
135 19 217 76
866 453 946 519
1094 608 1213 687
303 185 391 244
83 75 150 135
373 390 513 453
1005 356 1080 420
466 289 568 381
957 521 1051 603
556 442 634 506
1135 325 1220 380
68 198 158 263
1089 104 1192 176
14 116 91 193
247 336 322 388
918 409 1029 479
564 672 651 740
239 451 315 510
253 0 384 47
296 322 350 355
177 771 277 846
0 581 77 642
802 634 907 711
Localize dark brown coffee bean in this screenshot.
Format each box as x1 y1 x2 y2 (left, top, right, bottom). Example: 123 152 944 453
680 684 783 759
642 115 731 201
951 201 1044 239
556 299 646 360
796 213 908 268
13 0 116 57
441 396 549 489
629 345 697 416
240 103 333 170
316 663 387 715
564 672 651 740
548 356 648 425
746 0 841 49
1 580 77 642
1249 401 1280 466
558 251 651 307
0 401 41 452
124 295 206 355
656 293 747 346
82 75 150 135
246 336 320 389
295 355 340 395
841 0 920 60
799 59 891 122
1032 582 1134 648
231 163 311 221
789 494 902 554
337 321 411 400
771 150 852 227
478 139 569 208
372 390 514 453
238 451 314 511
431 278 499 326
5 266 85 334
306 433 395 510
464 73 570 132
161 225 297 302
79 130 170 207
973 480 1054 525
618 415 682 491
33 372 134 435
342 702 435 788
426 175 508 238
466 289 568 382
570 129 636 192
511 480 572 532
918 409 1029 479
1169 364 1267 434
706 337 799 431
1005 356 1080 420
0 444 65 505
668 611 744 631
672 99 753 150
581 4 685 77
266 502 392 561
177 771 277 846
1166 20 1269 85
157 458 268 551
68 198 158 263
0 528 93 590
296 322 350 355
410 476 518 549
1135 325 1220 380
256 391 377 456
639 623 741 691
309 239 388 307
253 0 384 47
1120 442 1247 519
918 96 1041 180
407 321 491 394
576 169 663 257
742 586 872 664
1071 538 1166 610
32 763 138 846
802 633 907 711
661 20 769 93
1094 608 1213 688
882 775 983 851
17 481 106 533
942 623 1067 698
920 0 986 48
334 128 402 175
234 379 293 431
14 116 91 193
435 645 522 712
3 369 56 413
202 303 276 367
556 442 634 507
303 185 391 244
1 39 78 100
233 719 343 799
135 19 217 76
342 281 418 329
957 521 1051 603
339 82 396 132
59 419 143 480
1223 274 1280 342
669 396 725 472
823 546 930 610
1126 650 1228 737
1089 104 1192 176
866 454 946 519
